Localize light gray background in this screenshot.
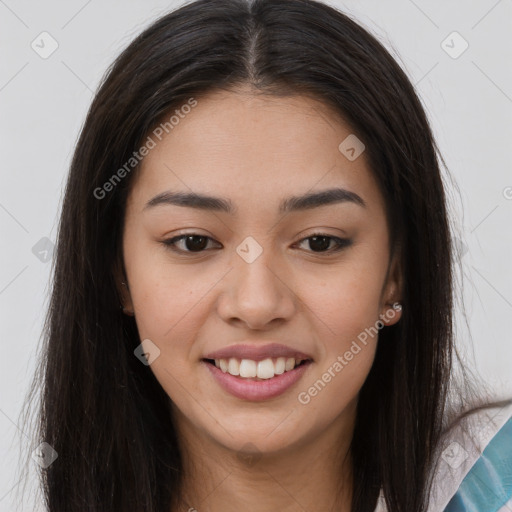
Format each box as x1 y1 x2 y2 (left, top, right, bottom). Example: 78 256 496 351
1 0 511 510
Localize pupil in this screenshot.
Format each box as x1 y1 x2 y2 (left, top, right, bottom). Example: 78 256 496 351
309 236 330 252
186 235 207 252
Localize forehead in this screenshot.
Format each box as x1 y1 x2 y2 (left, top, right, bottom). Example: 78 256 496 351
128 88 385 219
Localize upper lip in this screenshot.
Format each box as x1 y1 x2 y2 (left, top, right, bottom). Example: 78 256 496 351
203 342 313 362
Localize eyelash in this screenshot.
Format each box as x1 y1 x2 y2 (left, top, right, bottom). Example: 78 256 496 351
161 232 352 255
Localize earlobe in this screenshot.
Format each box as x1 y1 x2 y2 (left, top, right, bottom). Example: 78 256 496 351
380 301 402 326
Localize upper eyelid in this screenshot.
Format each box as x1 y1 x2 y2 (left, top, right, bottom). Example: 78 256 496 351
162 234 216 247
163 232 350 253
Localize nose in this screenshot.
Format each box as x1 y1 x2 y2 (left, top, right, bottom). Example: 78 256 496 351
216 247 296 330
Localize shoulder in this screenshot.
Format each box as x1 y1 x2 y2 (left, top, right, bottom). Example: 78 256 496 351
373 399 512 512
430 399 512 512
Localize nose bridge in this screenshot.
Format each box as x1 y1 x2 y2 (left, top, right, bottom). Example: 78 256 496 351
234 235 283 302
217 235 295 327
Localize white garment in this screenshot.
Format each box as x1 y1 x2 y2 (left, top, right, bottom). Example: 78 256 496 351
373 400 512 512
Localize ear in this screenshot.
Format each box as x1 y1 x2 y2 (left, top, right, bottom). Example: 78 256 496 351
379 247 403 326
112 254 134 316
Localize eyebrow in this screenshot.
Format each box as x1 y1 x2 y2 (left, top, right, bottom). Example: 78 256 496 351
144 187 366 214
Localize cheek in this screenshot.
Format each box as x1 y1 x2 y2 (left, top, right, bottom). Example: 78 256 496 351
292 247 386 396
122 234 219 370
124 230 215 326
295 269 382 413
126 259 213 402
129 269 217 359
299 260 386 340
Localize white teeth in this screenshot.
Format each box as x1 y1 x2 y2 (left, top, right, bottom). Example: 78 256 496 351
213 356 306 379
256 358 274 379
239 359 256 378
228 358 240 376
285 357 295 371
274 357 285 375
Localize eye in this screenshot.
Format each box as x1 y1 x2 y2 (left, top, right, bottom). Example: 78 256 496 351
295 233 352 253
161 232 352 255
162 234 221 253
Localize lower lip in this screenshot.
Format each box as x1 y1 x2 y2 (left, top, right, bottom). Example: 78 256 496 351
202 360 312 401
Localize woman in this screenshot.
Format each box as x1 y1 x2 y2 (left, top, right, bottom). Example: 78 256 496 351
21 0 512 510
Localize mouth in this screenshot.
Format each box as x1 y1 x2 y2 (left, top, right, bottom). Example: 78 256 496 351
201 357 313 401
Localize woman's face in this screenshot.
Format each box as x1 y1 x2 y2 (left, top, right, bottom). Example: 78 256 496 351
120 87 402 456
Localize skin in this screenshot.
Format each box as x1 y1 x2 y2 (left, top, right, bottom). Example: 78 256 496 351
119 85 402 512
